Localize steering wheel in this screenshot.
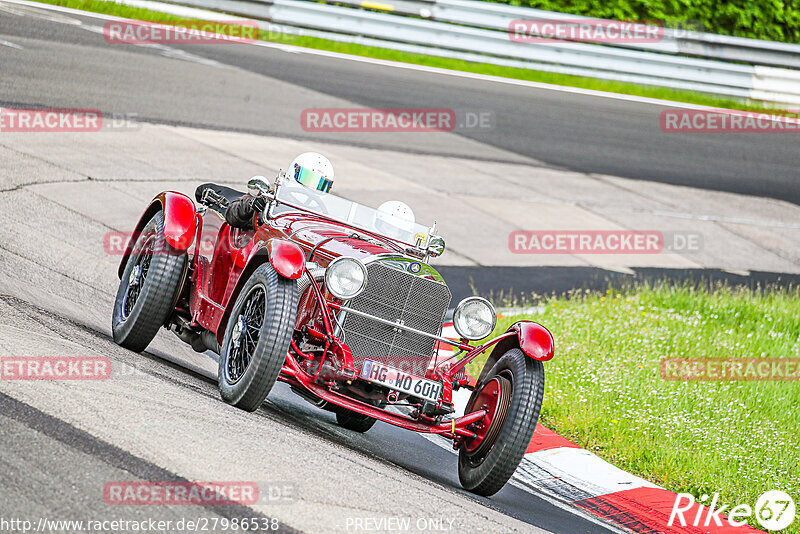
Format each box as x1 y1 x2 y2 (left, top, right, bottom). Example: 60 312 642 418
280 187 329 216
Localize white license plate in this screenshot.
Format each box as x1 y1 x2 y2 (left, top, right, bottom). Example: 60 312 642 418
360 360 443 403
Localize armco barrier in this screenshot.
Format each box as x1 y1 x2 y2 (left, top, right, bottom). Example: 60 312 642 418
102 0 800 105
428 0 800 69
278 0 800 71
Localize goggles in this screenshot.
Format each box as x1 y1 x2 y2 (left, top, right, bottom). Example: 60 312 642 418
294 164 333 193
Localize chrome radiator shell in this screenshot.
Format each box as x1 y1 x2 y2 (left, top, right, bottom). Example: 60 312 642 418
338 259 451 376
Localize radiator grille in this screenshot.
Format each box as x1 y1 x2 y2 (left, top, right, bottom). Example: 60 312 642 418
340 262 451 377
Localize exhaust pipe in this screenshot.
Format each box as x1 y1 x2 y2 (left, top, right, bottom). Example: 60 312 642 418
171 319 221 354
201 330 221 354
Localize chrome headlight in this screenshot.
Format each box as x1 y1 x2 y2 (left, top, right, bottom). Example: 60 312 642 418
324 257 367 300
453 297 496 340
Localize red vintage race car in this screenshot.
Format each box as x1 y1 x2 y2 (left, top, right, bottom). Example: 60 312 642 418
112 171 553 496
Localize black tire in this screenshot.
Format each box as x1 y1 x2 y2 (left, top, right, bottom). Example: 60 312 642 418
458 348 545 496
335 406 377 432
112 211 187 352
218 263 298 412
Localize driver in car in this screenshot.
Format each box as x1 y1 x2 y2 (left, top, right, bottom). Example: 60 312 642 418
225 152 335 229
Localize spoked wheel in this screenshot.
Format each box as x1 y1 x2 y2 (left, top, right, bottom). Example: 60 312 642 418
218 263 298 412
458 348 545 496
225 285 266 384
122 236 153 319
112 211 187 352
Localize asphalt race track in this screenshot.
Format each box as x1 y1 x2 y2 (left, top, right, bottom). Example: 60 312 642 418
2 2 800 203
1 2 798 533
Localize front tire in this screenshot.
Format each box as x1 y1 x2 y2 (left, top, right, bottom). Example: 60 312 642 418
458 348 545 496
112 211 187 352
218 263 298 412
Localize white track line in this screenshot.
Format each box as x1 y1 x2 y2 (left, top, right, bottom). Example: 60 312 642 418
447 388 659 500
520 448 659 497
0 38 24 49
419 433 626 533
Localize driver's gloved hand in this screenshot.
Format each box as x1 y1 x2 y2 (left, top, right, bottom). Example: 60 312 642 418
226 194 264 229
250 195 267 213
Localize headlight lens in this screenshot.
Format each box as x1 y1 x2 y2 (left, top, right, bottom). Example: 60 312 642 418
324 257 367 300
453 297 496 340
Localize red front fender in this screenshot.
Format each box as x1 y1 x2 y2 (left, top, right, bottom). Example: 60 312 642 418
508 321 554 361
117 191 197 278
266 238 306 279
476 321 554 385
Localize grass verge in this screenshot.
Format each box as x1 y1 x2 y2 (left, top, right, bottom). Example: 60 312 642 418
29 0 798 116
467 282 800 532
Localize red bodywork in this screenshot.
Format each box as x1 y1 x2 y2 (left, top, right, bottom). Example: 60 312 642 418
117 191 198 278
265 239 306 279
120 190 554 443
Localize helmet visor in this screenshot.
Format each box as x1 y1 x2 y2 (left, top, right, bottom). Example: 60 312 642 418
294 165 333 193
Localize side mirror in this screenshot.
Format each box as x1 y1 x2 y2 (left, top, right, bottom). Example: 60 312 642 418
427 235 446 258
248 176 271 196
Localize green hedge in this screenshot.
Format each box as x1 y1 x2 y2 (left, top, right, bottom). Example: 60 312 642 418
492 0 800 44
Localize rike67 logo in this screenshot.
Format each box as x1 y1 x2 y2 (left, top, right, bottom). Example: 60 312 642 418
669 490 796 531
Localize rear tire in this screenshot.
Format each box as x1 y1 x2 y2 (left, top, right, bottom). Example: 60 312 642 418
218 263 298 412
458 348 544 496
335 407 377 432
112 211 187 353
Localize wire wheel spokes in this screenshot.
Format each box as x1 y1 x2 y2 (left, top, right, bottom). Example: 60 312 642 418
122 236 155 319
226 284 267 384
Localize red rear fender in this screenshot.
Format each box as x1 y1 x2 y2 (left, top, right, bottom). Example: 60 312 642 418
161 192 198 250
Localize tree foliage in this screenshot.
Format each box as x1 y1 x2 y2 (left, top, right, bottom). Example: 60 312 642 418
494 0 800 43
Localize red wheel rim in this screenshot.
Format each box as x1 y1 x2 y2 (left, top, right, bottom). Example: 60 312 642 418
463 376 512 456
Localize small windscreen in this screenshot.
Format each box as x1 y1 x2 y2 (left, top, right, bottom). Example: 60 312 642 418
275 183 431 247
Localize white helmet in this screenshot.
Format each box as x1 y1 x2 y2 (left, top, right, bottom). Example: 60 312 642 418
287 152 334 193
375 200 416 239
